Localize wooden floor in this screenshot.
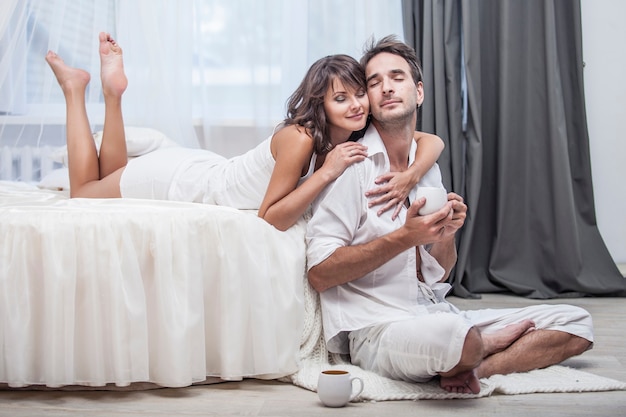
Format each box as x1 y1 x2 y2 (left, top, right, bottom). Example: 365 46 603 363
1 293 625 417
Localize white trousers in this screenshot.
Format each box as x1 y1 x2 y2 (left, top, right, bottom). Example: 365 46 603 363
348 303 594 382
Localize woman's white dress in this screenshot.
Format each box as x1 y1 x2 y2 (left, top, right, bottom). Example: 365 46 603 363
120 135 316 210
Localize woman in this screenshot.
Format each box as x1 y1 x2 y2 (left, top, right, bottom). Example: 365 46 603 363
46 32 444 231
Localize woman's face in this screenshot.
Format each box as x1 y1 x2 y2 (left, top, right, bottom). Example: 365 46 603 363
324 78 369 144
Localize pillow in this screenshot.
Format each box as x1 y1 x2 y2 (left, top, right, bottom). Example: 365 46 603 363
38 167 70 191
50 127 180 166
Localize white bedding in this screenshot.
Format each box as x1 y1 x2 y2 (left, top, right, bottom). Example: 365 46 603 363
0 181 306 388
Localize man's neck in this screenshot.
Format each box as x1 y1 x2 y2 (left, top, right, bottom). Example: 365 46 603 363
372 119 414 172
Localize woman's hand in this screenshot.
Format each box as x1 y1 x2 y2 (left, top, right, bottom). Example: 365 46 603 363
366 131 444 219
366 170 417 219
320 142 367 180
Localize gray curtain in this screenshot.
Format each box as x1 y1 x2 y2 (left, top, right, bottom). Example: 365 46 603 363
402 0 626 298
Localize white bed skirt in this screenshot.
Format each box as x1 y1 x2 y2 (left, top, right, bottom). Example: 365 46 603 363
0 181 306 388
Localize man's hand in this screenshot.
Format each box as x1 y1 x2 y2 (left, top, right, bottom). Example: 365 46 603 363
441 193 467 239
402 192 467 246
402 198 451 247
417 193 466 282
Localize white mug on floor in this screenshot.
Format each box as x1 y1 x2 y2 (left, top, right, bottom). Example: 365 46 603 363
317 370 364 407
415 186 448 215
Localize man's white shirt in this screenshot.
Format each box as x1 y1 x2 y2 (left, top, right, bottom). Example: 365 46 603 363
306 124 455 354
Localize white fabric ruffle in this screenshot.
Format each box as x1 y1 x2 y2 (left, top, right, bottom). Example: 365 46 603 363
0 181 305 388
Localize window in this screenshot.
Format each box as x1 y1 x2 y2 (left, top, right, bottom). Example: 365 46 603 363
1 1 116 118
1 0 404 156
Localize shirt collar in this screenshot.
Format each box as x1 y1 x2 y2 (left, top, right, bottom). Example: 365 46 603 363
359 124 417 169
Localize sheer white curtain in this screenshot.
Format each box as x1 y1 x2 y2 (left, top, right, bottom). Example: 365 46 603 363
0 0 404 181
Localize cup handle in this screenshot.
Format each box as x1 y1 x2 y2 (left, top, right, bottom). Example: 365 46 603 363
349 376 364 401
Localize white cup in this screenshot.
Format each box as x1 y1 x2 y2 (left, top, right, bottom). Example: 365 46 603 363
415 186 448 215
317 370 364 407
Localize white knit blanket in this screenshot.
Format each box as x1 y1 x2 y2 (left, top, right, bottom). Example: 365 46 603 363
283 280 626 400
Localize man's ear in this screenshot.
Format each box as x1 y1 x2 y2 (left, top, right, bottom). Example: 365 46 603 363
416 81 425 107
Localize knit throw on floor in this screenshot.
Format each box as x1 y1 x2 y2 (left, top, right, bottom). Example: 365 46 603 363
282 280 626 400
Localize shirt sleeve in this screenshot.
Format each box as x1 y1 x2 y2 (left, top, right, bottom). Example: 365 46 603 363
305 164 365 270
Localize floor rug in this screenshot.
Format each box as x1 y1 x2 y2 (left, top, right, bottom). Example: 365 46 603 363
284 280 626 400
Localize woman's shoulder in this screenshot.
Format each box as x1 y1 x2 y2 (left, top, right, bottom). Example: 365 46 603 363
271 124 314 151
268 124 316 165
273 123 311 139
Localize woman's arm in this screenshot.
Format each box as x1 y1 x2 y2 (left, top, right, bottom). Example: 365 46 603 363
258 126 367 231
366 131 444 219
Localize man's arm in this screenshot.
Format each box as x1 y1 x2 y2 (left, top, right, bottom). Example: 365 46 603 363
425 193 467 283
422 236 457 283
308 198 456 293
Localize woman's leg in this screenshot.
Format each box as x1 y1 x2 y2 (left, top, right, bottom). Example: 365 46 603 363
46 38 123 197
98 32 128 179
45 51 101 197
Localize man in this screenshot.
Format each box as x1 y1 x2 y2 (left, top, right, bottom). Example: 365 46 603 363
305 35 593 394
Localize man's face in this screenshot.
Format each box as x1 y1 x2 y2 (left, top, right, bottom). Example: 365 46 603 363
365 52 424 124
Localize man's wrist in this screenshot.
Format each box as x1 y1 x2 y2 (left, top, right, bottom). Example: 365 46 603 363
389 227 416 251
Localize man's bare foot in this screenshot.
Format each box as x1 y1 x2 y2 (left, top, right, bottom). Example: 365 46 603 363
440 369 481 394
99 32 127 97
45 51 91 94
481 320 535 357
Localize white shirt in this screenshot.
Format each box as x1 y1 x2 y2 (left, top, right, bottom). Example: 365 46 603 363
306 124 453 353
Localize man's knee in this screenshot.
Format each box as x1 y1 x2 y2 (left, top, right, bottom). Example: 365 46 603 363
458 326 484 369
568 334 593 356
440 326 483 377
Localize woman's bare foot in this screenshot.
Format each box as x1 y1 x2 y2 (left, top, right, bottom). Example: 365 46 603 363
45 51 91 94
440 369 481 394
99 32 127 97
481 320 535 357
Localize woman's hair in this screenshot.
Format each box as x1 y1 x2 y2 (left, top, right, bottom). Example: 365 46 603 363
284 54 366 155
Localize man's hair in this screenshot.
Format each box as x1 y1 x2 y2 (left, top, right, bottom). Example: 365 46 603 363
360 35 423 86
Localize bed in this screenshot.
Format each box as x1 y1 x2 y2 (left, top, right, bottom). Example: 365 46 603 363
0 180 307 389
